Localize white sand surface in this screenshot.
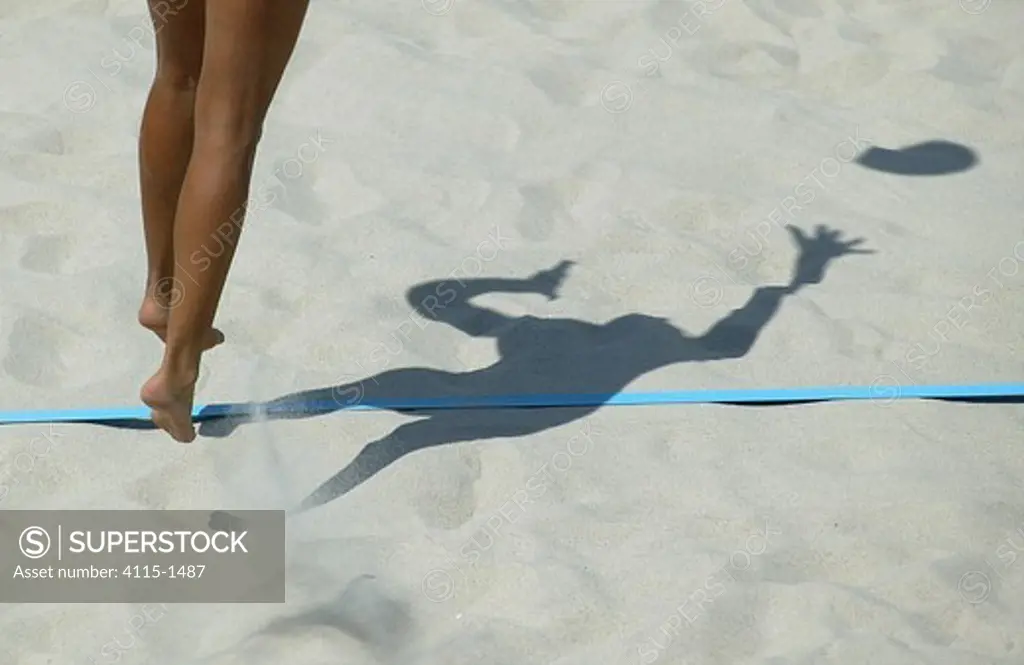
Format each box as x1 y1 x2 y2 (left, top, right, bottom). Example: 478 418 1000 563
1 0 1023 663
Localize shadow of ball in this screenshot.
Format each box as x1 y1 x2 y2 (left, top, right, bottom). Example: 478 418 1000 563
856 140 978 176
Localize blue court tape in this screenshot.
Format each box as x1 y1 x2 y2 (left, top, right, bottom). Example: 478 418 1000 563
0 382 1021 426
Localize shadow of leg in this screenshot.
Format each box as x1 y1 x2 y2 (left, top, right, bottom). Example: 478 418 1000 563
290 406 584 515
198 368 468 438
291 422 423 514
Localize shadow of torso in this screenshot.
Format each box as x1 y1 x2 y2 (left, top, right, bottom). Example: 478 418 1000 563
364 313 694 400
333 313 720 443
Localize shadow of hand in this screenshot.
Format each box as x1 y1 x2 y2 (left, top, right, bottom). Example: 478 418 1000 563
787 224 873 287
530 260 575 300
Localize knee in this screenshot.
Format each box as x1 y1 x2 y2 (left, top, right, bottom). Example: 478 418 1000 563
193 97 265 161
153 63 199 93
193 116 264 166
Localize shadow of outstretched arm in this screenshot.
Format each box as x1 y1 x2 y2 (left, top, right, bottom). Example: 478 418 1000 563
698 285 792 358
405 260 574 337
697 224 873 359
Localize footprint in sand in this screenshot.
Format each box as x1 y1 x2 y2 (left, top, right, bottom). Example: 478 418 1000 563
413 444 482 531
19 234 71 274
2 312 71 388
526 62 590 107
769 0 825 19
515 183 568 241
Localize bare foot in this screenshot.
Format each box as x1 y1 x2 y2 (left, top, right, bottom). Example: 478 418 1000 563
141 368 198 443
138 297 224 350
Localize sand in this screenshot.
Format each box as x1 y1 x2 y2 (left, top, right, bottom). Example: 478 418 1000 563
1 0 1023 662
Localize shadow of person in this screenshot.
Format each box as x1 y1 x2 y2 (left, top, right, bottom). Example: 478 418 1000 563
855 139 978 176
201 225 872 514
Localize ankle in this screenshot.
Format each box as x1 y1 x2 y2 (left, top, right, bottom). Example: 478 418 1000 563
161 349 201 386
145 272 178 306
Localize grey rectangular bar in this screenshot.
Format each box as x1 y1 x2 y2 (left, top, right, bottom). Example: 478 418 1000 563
0 510 285 603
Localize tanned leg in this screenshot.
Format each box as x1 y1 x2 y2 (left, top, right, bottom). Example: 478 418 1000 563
138 0 222 350
141 0 311 442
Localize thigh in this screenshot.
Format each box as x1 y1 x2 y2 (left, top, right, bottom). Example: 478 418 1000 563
194 0 311 136
146 0 205 82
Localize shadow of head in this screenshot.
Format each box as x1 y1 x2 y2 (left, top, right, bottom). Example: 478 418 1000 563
856 140 978 176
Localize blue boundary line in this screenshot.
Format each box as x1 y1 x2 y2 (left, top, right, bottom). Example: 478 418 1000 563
0 383 1021 426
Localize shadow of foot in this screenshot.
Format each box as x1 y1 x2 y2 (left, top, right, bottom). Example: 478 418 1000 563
199 416 249 438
